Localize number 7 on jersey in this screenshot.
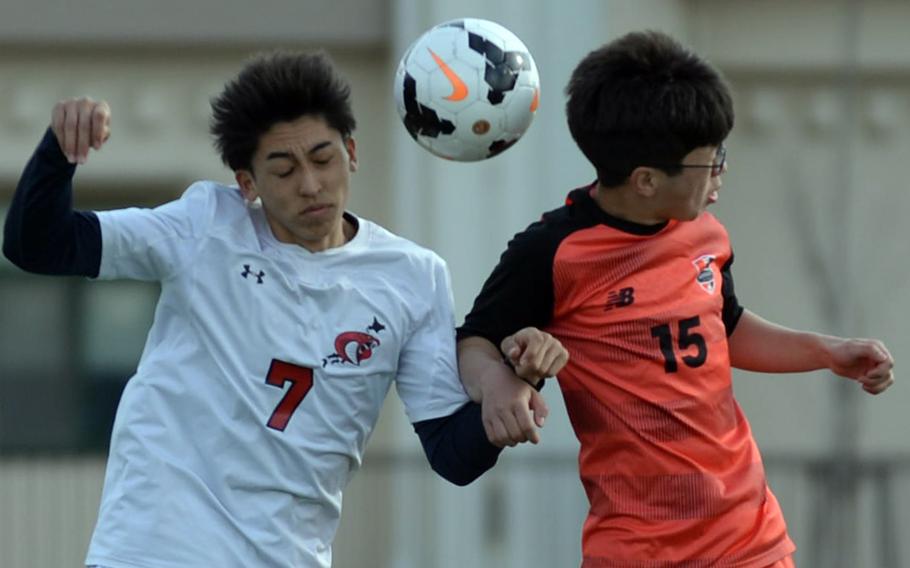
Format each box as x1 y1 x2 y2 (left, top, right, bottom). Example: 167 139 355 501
265 359 314 431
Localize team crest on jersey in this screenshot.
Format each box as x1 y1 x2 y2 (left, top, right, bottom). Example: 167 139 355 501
322 317 386 367
692 254 718 294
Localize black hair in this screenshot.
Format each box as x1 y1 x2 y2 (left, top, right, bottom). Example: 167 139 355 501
565 30 734 186
210 49 356 172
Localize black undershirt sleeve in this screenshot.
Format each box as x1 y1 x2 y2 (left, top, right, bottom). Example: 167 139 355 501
417 216 569 486
412 402 502 486
720 254 744 336
457 220 561 347
3 128 102 277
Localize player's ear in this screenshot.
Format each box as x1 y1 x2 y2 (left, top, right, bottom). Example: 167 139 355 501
235 169 259 203
629 166 659 198
345 137 357 173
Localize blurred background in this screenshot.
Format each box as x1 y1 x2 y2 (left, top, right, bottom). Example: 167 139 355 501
0 0 908 566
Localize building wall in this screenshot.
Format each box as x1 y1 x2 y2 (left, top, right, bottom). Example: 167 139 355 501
1 1 908 567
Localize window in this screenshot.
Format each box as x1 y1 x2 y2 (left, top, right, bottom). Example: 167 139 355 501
0 203 159 454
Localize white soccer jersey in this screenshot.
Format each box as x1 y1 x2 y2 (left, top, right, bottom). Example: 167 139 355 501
84 182 470 568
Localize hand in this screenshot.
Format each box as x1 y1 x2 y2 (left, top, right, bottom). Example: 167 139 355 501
826 337 895 395
500 327 569 386
51 97 112 164
481 372 549 447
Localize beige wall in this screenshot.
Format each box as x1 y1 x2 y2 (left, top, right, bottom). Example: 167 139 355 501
0 45 395 224
0 0 388 46
1 1 909 567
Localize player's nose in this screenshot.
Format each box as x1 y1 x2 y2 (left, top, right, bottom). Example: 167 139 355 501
297 168 321 196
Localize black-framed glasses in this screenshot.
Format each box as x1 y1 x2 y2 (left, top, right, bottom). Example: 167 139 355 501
651 144 727 177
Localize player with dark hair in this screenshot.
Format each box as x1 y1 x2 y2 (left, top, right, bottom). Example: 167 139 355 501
3 49 567 568
458 30 894 567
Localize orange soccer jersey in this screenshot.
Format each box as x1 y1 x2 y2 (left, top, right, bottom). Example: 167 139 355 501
460 186 795 567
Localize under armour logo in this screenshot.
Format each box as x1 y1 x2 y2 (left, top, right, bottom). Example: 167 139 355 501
241 264 265 284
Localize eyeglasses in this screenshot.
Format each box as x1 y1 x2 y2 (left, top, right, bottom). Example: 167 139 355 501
651 144 727 177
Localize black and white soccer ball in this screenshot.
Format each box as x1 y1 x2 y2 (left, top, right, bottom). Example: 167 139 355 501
394 18 540 162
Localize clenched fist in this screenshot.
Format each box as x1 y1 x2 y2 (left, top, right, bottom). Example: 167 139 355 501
51 97 111 164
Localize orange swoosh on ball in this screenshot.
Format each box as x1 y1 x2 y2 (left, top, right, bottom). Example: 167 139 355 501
428 48 469 102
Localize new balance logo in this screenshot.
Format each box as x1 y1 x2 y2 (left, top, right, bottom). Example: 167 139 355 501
241 264 265 284
604 287 635 311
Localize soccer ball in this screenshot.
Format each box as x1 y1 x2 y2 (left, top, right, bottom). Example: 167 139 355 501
393 18 540 162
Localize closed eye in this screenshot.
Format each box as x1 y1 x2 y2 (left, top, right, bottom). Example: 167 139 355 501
276 167 295 178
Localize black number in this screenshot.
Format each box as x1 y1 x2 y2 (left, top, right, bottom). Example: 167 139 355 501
650 323 677 373
650 316 707 374
678 316 707 368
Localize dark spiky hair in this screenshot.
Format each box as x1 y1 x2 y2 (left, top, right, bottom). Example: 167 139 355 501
565 30 734 186
210 49 356 172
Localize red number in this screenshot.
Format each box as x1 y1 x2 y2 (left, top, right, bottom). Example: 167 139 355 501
265 359 314 431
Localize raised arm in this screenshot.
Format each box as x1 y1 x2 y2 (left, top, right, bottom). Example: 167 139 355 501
3 98 111 276
728 309 894 395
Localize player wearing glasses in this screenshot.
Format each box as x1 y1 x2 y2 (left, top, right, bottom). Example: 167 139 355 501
457 30 894 567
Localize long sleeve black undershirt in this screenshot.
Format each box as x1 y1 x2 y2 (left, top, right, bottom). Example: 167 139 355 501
3 128 101 276
413 402 502 486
